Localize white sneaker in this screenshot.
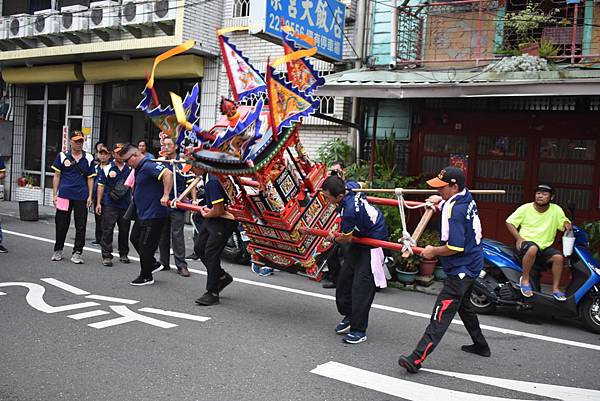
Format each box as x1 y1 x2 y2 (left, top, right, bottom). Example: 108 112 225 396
71 252 84 264
51 250 63 261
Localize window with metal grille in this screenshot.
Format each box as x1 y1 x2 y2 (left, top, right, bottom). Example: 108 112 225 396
316 96 335 115
232 0 250 18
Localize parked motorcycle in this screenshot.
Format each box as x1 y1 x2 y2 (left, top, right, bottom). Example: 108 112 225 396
472 225 600 333
222 222 251 265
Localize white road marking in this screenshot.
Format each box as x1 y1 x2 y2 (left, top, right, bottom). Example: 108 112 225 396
5 229 600 351
0 291 5 295
41 278 90 295
85 294 139 304
423 368 600 401
88 305 177 329
67 310 111 320
311 361 535 401
313 361 600 401
138 307 211 322
0 282 100 313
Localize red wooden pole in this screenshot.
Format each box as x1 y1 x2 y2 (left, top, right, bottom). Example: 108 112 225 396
299 227 423 254
366 196 425 208
173 201 203 213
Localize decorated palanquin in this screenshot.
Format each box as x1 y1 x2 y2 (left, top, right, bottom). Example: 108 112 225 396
138 29 336 280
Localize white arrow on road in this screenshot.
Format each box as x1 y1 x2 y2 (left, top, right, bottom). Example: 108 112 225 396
311 361 600 401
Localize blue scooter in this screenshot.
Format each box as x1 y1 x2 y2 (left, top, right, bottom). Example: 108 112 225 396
472 225 600 333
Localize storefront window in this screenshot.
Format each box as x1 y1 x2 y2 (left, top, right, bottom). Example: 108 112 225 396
24 105 44 171
27 85 44 101
540 138 596 160
48 84 67 100
69 84 84 116
424 134 468 153
473 135 529 204
477 136 527 157
422 134 469 176
539 137 596 210
46 105 66 172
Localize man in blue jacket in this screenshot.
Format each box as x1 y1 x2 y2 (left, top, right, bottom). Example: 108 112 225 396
398 167 490 374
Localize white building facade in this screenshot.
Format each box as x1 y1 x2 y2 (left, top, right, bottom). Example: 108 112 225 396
0 0 356 204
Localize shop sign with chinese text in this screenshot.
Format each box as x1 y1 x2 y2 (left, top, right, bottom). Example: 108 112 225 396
250 0 346 62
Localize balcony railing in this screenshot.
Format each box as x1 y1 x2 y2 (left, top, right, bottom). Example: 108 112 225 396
391 0 598 67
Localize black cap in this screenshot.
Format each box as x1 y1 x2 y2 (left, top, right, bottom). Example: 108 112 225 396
427 166 465 188
535 184 554 195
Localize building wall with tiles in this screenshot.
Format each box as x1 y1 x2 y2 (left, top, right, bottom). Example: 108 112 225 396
183 0 224 56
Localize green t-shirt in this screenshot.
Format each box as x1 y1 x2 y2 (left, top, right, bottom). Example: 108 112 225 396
506 203 569 249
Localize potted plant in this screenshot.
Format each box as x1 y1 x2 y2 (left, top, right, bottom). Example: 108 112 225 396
503 4 558 57
395 252 419 284
17 175 28 187
417 229 440 277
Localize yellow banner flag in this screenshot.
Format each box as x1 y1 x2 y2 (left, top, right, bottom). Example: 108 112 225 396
146 40 195 89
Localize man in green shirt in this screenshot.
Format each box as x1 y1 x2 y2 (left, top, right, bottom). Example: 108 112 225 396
506 184 572 301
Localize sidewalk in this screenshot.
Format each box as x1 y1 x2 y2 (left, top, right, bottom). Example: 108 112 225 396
0 199 56 220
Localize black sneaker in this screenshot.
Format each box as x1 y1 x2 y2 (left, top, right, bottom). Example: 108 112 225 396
130 275 154 286
0 244 8 253
461 343 491 357
101 258 113 267
195 292 219 306
217 272 233 293
398 355 421 374
151 261 164 274
119 255 130 264
185 253 199 260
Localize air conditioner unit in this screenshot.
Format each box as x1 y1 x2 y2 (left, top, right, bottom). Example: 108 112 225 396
122 0 153 26
61 5 89 33
8 14 34 39
152 0 177 23
33 9 60 36
89 0 120 30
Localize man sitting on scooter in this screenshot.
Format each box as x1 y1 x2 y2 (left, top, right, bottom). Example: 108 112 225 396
505 184 572 301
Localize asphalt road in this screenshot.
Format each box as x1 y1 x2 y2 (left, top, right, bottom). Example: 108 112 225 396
1 209 599 401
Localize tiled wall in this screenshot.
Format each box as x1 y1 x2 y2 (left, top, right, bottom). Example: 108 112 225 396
83 83 102 151
183 0 223 56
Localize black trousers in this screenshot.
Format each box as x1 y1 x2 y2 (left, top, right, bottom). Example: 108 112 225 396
326 244 342 284
191 212 204 245
94 209 103 243
335 244 376 333
100 205 130 259
408 275 488 366
54 199 88 254
130 218 166 279
194 217 237 294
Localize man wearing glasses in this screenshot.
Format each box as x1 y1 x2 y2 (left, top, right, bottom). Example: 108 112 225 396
118 143 173 286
